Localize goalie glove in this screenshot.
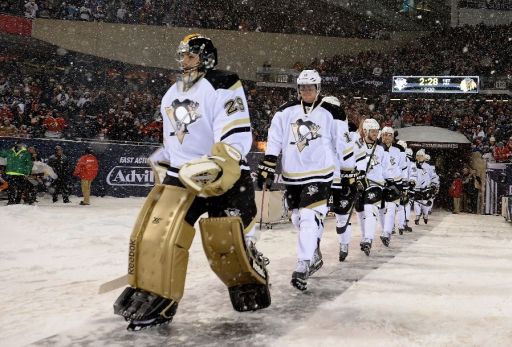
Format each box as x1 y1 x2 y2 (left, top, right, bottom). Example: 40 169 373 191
257 155 277 190
179 142 242 197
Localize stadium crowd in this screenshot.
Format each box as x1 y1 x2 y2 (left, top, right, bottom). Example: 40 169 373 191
1 0 390 39
1 24 511 163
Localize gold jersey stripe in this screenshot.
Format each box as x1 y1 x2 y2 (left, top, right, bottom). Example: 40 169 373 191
343 146 353 155
229 80 243 90
221 117 251 134
244 218 256 234
283 166 335 178
305 199 328 209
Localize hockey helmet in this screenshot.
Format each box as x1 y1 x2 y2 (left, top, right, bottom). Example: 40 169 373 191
362 118 380 134
297 69 321 99
381 126 394 135
397 140 407 149
177 33 218 72
425 154 431 162
405 148 413 158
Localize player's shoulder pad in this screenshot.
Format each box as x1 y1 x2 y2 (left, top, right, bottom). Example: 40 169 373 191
320 95 346 121
204 70 241 90
276 99 300 113
378 141 389 151
393 143 405 151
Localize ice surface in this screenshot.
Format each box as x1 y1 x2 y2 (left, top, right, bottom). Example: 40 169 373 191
1 196 511 346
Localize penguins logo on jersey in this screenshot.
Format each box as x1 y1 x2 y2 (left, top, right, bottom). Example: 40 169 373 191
306 184 319 196
165 99 201 143
290 119 321 152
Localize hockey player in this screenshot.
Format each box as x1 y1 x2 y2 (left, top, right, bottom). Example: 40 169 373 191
257 69 353 291
378 127 403 246
413 149 432 224
331 121 359 262
424 153 439 214
353 118 391 256
396 142 417 234
114 34 270 330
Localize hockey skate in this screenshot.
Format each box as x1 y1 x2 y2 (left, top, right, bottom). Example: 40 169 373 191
414 218 420 225
309 240 323 276
227 241 272 312
380 234 390 247
114 287 178 331
291 260 310 291
398 228 404 235
405 223 413 232
423 218 428 224
339 243 349 262
360 239 372 256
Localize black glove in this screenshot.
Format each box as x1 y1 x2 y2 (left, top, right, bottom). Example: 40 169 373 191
257 155 277 189
385 178 395 187
340 170 357 187
355 170 368 192
409 180 416 190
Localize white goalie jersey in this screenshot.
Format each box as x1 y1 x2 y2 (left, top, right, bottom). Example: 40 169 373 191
265 96 354 185
160 70 252 178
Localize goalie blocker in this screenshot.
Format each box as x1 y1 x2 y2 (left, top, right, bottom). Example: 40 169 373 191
114 143 270 330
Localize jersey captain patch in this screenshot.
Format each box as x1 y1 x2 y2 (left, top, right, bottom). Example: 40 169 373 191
290 118 321 152
165 99 201 144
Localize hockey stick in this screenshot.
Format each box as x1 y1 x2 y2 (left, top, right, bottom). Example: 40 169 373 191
259 182 267 230
98 274 128 294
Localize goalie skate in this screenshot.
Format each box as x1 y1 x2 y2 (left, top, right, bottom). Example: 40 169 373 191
114 287 178 331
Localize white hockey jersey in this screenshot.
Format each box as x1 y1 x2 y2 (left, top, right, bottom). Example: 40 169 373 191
266 96 354 185
426 163 440 186
332 124 359 187
354 137 392 187
160 70 252 177
382 143 403 184
406 157 418 185
414 162 432 190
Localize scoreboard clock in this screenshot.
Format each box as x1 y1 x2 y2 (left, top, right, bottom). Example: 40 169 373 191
392 76 479 93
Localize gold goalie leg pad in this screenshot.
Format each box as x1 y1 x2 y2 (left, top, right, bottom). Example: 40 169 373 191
127 184 196 303
199 217 271 312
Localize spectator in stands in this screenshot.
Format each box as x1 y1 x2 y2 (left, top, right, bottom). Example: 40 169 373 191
73 147 98 205
0 143 33 205
448 172 463 214
493 141 511 162
0 119 17 137
48 145 71 203
24 0 38 19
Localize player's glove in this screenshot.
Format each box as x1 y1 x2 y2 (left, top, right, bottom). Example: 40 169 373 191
355 170 368 193
340 170 357 187
409 180 416 190
257 155 277 190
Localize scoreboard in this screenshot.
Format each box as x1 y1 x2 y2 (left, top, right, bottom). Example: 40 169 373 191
392 76 479 94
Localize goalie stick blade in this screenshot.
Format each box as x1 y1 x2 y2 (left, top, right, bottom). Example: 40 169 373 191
98 275 128 294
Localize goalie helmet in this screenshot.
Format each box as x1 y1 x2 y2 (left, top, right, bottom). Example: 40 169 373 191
297 69 321 99
177 33 218 71
176 34 217 91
